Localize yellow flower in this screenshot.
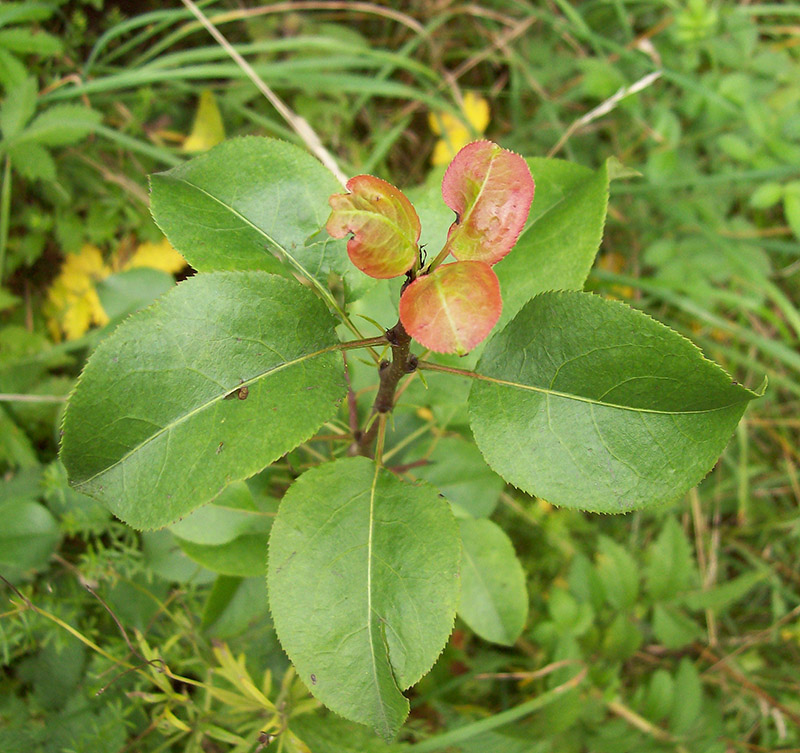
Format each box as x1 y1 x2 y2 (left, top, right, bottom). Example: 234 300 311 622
45 238 187 341
124 237 186 275
183 90 225 153
429 91 490 166
44 244 111 341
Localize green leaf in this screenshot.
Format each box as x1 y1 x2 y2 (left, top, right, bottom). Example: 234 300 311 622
717 133 752 162
567 553 605 613
326 174 420 279
0 4 54 28
268 457 460 740
548 588 594 636
493 159 609 329
458 518 527 645
18 638 86 711
61 272 345 529
0 499 59 581
168 481 269 545
410 436 504 518
8 141 54 182
749 181 783 209
291 714 411 753
784 181 800 240
15 104 101 146
95 267 174 321
0 75 36 138
43 460 111 535
0 49 25 89
468 291 760 513
406 165 449 255
0 27 61 55
201 575 243 630
646 517 698 600
652 604 703 649
0 405 38 469
669 658 702 734
682 569 768 613
150 137 353 289
596 536 639 611
177 533 269 577
602 613 642 660
171 483 273 577
201 576 270 637
0 467 41 504
142 530 215 584
643 669 674 721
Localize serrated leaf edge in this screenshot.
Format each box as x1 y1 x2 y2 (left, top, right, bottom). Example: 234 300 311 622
60 271 344 529
266 458 460 739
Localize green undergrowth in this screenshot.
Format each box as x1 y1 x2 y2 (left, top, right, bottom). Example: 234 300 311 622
1 1 798 751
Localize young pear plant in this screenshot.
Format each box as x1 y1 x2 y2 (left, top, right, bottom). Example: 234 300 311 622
60 135 761 742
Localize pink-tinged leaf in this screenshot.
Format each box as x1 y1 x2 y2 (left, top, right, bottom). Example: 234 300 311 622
441 140 534 265
399 261 501 355
326 175 420 279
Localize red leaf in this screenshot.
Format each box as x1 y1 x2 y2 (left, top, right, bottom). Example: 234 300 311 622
399 262 502 355
326 175 420 279
441 140 534 265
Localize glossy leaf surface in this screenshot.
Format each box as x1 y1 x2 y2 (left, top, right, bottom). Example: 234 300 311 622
61 272 345 529
469 291 760 512
327 175 420 278
441 140 534 265
150 137 366 295
494 158 609 328
399 261 501 355
458 518 528 645
268 457 460 740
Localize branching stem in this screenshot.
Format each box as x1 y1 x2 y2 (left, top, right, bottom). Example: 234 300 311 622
356 320 417 457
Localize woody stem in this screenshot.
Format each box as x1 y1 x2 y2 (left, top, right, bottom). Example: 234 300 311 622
355 320 417 457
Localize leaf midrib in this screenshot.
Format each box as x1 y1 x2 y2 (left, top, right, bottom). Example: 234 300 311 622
163 175 339 311
433 274 465 354
337 206 417 255
472 370 751 416
366 461 388 737
73 345 336 488
450 148 498 249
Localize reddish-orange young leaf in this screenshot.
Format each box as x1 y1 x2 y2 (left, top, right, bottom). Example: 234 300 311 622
399 261 501 355
441 140 534 265
326 175 420 279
